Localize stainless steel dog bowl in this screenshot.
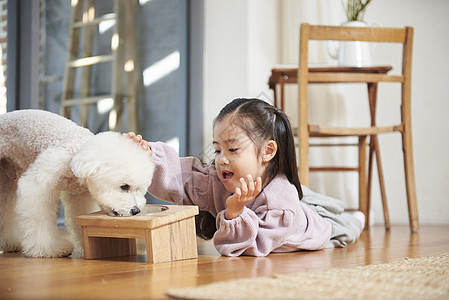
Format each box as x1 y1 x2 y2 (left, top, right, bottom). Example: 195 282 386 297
138 205 169 215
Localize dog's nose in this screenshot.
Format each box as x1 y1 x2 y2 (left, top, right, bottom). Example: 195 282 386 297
131 206 140 215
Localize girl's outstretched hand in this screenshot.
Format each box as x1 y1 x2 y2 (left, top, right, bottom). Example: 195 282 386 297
225 174 262 220
122 132 152 155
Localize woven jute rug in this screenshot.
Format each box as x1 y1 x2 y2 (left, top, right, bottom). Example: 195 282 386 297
166 252 449 300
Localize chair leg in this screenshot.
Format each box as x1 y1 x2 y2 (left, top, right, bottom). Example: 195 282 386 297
367 138 374 224
368 136 391 230
373 136 391 229
299 139 310 187
402 131 419 232
358 136 368 229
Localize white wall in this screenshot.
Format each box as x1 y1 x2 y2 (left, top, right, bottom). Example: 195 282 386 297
203 0 279 144
203 0 449 225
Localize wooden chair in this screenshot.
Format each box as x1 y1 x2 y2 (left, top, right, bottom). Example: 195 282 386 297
297 23 418 232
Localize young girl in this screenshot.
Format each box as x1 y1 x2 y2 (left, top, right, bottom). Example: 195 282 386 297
127 98 364 257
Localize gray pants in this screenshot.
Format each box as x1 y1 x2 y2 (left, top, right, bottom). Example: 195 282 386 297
301 186 364 248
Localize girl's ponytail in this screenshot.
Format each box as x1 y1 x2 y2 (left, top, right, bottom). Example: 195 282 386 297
271 108 303 199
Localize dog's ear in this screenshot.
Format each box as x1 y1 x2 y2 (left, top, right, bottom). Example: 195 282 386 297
70 147 108 182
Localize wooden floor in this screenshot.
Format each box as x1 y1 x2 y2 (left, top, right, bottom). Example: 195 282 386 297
1 225 448 299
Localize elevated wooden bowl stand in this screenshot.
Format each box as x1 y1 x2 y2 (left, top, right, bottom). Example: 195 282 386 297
76 205 199 264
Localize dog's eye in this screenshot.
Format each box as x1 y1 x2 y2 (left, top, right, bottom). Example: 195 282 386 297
120 184 130 191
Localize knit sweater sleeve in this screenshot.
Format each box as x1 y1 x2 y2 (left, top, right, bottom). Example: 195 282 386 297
213 205 296 257
147 141 228 213
213 175 332 257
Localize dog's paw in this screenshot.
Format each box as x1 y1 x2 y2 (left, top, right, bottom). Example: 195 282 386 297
22 237 74 258
0 233 22 253
53 238 75 257
68 239 84 258
71 246 84 259
0 242 22 253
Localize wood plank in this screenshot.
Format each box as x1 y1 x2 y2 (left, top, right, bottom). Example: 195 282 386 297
110 0 126 131
308 124 404 136
358 136 368 228
308 72 403 83
68 54 114 68
146 218 198 264
147 224 171 263
268 66 394 86
310 167 359 172
309 143 359 147
123 0 138 132
78 0 96 127
298 23 311 186
61 95 113 107
85 227 146 239
401 27 419 232
76 205 199 230
83 236 137 260
308 25 407 43
169 217 198 262
1 226 448 299
72 14 116 28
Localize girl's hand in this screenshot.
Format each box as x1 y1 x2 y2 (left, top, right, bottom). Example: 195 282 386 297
122 132 152 155
225 174 262 220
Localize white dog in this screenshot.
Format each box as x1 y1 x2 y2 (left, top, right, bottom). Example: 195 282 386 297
0 110 154 257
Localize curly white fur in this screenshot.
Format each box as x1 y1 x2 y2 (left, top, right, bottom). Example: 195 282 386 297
0 110 154 257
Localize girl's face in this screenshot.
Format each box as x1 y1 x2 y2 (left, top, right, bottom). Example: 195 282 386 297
213 116 266 193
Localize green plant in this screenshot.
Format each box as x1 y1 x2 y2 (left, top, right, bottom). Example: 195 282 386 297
344 0 372 22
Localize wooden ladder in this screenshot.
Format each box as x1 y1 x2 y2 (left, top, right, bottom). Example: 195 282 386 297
60 0 138 132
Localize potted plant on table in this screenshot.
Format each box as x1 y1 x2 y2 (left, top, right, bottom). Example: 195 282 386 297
329 0 374 66
344 0 372 23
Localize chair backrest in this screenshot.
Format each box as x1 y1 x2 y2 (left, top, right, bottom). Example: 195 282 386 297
298 23 413 90
297 23 414 134
296 23 414 187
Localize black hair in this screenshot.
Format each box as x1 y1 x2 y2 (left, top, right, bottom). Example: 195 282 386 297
195 98 303 240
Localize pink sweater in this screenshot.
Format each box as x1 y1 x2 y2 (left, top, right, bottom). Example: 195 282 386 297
148 142 332 256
